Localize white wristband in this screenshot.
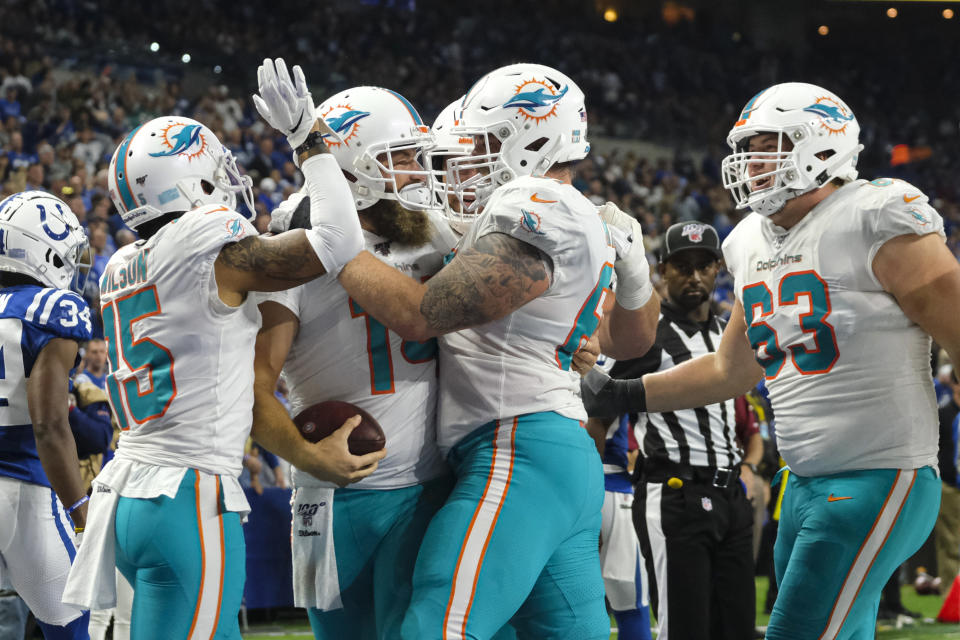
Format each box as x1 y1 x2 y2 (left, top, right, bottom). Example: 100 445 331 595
613 252 654 310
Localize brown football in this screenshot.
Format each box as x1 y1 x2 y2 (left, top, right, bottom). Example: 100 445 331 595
293 400 386 455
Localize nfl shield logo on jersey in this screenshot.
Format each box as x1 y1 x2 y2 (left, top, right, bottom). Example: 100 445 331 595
682 223 705 243
701 497 713 512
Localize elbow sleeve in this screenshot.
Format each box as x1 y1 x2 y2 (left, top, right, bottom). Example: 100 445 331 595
300 154 364 274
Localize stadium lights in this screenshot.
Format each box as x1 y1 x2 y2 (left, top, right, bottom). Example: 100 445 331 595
886 7 897 18
149 42 159 52
181 53 191 63
603 8 618 22
818 25 829 36
945 8 955 19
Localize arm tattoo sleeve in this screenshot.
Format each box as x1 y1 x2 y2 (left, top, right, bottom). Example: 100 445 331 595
420 232 551 332
218 233 322 281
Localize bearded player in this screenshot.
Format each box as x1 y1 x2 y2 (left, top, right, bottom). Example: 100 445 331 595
337 63 659 638
252 78 454 639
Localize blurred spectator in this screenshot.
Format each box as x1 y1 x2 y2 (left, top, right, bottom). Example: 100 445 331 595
76 338 108 390
0 0 954 376
6 131 35 170
72 127 106 176
0 87 20 119
87 219 113 286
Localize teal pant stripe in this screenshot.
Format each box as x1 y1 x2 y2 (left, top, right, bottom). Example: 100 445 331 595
307 477 452 640
115 470 245 640
401 412 609 639
767 467 940 640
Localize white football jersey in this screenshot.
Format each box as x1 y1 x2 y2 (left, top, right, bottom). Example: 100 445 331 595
261 230 448 490
439 176 616 451
101 205 260 478
723 178 943 475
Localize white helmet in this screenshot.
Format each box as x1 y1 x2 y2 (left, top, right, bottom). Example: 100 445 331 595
721 82 863 216
108 116 254 231
317 86 433 211
0 191 90 293
426 96 475 219
446 63 589 216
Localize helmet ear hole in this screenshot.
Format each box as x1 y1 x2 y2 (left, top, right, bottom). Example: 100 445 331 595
201 180 215 195
525 137 548 152
52 255 64 268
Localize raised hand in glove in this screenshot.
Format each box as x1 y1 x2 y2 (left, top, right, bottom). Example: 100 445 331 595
598 202 653 310
253 58 316 149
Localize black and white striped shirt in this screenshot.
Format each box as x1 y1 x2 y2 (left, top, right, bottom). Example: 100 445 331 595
611 300 739 469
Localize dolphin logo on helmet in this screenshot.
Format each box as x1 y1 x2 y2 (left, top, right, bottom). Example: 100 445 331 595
323 109 371 139
803 103 855 124
149 123 207 160
503 85 569 112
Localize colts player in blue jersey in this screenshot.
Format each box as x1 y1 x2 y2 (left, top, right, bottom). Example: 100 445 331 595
0 191 93 639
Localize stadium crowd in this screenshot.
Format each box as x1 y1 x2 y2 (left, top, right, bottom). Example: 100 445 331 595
1 1 958 325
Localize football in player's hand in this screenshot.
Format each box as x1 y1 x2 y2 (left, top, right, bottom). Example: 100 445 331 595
293 400 386 455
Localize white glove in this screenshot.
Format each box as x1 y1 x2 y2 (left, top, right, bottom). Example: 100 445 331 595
268 191 309 234
252 58 316 149
598 201 653 310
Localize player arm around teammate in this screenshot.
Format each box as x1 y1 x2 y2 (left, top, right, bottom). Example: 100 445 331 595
251 302 384 486
29 337 90 530
240 58 384 485
583 298 763 416
215 57 368 306
339 216 552 341
339 182 657 358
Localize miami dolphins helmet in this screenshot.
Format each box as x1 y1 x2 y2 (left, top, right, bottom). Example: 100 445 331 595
446 63 589 216
721 82 863 216
0 191 90 293
316 86 433 211
426 96 475 220
108 116 254 231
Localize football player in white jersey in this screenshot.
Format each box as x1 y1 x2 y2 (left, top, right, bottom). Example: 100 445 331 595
581 82 960 639
0 191 92 639
64 59 384 640
336 63 659 639
424 95 473 238
252 82 454 639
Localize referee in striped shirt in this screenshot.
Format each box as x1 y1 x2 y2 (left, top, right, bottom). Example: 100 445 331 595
584 221 755 640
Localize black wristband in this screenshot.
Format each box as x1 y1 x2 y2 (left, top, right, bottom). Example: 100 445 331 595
581 369 647 417
295 130 327 157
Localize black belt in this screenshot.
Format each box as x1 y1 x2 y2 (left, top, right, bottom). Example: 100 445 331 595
642 459 741 489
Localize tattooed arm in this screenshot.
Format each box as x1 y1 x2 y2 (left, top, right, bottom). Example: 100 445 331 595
337 232 553 341
214 230 328 306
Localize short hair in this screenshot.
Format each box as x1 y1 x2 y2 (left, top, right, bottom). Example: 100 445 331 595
0 271 43 288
